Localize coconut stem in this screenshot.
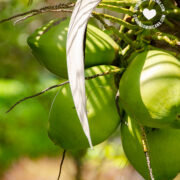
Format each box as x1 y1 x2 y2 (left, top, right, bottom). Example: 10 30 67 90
92 12 138 30
101 0 136 6
93 15 135 46
140 125 155 180
97 4 134 16
151 30 180 46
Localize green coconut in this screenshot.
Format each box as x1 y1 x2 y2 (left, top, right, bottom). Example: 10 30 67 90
121 116 180 180
48 65 121 150
119 50 180 128
27 18 119 78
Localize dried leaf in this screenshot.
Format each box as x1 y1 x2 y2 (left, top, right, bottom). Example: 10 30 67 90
66 0 101 148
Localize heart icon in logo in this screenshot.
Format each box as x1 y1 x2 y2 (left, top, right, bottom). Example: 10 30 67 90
143 8 157 20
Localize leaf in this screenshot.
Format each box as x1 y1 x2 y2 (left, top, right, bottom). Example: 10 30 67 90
66 0 101 148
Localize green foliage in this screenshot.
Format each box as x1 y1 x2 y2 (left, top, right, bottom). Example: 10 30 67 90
0 78 61 173
0 0 63 173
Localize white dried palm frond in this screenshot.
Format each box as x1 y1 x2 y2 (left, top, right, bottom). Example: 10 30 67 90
66 0 101 148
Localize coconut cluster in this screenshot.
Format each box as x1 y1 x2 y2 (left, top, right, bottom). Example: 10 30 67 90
120 50 180 180
28 18 180 180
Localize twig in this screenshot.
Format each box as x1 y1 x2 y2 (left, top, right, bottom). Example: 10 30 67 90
0 11 38 24
14 9 72 24
0 2 74 24
14 12 39 24
6 81 69 113
85 68 123 80
47 9 72 13
6 68 124 113
57 150 66 180
140 125 155 180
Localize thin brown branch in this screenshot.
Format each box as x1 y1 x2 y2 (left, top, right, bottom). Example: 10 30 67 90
6 81 69 113
14 9 72 24
0 2 74 24
47 9 72 13
14 12 39 24
85 68 123 80
57 150 66 180
0 11 38 24
6 68 124 113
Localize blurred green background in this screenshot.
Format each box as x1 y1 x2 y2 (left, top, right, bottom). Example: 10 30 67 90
0 0 65 174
